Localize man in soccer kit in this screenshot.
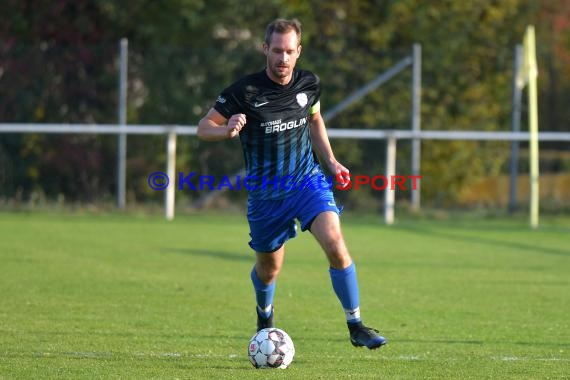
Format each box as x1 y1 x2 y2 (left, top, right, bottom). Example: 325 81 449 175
197 18 386 349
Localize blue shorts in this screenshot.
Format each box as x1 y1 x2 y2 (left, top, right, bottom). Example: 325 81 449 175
247 172 342 253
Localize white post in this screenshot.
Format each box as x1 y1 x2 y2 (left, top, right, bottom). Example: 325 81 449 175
384 135 397 225
509 44 524 213
411 43 422 211
117 38 128 209
525 26 540 229
166 130 177 221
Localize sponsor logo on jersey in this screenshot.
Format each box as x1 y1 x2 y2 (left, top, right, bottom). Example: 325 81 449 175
216 95 226 104
262 117 308 134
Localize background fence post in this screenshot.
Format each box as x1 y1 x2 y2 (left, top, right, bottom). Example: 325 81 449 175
166 130 177 221
509 44 523 213
411 43 422 211
385 135 397 225
117 38 128 209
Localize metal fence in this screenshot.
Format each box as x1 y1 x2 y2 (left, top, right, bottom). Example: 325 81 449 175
2 122 569 227
2 41 569 228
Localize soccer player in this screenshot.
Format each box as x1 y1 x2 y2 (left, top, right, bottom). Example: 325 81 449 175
197 18 387 350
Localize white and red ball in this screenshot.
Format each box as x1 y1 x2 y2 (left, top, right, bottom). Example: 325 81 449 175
247 328 295 369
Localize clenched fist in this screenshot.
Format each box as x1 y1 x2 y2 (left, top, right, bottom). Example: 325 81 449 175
227 113 246 138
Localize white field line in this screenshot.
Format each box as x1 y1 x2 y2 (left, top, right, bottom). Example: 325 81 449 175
490 356 570 362
30 351 570 362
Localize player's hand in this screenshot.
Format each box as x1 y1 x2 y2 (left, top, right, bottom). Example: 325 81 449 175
330 161 351 189
227 113 246 138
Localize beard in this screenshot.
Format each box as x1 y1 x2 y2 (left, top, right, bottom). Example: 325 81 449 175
270 63 290 78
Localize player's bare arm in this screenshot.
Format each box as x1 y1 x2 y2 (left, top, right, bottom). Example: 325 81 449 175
197 109 246 141
309 111 350 183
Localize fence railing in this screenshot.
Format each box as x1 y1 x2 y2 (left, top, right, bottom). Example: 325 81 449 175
2 123 569 227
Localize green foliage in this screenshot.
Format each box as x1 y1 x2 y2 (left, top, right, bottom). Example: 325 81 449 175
1 0 567 207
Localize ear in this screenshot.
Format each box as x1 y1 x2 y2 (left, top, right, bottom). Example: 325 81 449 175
263 43 269 56
297 44 302 58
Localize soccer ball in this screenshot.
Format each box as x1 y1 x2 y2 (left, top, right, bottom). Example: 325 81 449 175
247 328 295 369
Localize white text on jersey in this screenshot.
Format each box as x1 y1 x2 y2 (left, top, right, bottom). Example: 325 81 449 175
263 117 308 134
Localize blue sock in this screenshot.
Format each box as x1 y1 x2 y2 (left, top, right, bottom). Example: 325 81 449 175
250 267 275 318
329 263 362 324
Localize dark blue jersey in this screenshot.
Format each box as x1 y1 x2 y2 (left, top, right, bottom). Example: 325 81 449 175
214 69 322 200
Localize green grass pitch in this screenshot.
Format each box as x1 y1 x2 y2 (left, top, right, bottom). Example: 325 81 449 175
0 212 568 379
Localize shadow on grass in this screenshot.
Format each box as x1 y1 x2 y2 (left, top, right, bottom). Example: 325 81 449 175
393 224 570 258
395 337 570 348
162 248 253 262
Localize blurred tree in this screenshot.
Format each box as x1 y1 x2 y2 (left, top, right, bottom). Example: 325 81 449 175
0 0 119 201
537 0 570 136
1 0 566 209
276 0 539 205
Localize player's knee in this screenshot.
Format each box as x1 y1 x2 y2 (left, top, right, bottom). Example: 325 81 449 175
325 243 352 269
256 262 281 284
325 236 347 255
329 254 352 270
258 267 279 284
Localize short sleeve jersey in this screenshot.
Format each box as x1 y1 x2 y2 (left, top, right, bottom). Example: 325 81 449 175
214 69 322 200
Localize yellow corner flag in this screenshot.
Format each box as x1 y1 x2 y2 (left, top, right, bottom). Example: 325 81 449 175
523 25 539 229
